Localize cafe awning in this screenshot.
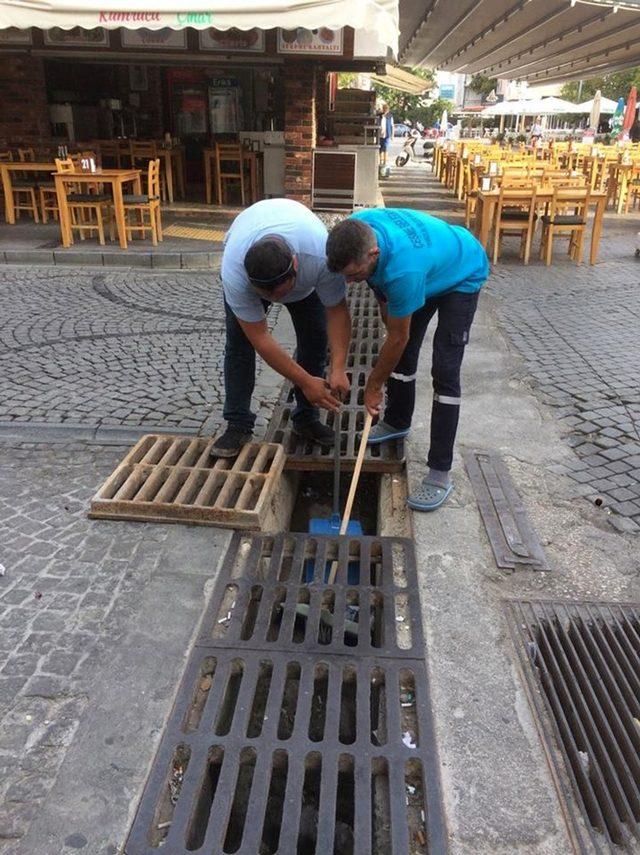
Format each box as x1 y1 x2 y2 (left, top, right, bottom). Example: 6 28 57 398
398 0 640 84
370 64 430 94
0 0 399 53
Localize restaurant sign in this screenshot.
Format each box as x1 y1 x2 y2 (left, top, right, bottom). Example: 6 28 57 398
199 27 264 52
121 26 186 47
44 26 108 45
277 27 342 54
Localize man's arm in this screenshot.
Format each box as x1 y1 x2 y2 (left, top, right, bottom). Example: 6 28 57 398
325 299 351 399
238 316 340 411
364 313 411 416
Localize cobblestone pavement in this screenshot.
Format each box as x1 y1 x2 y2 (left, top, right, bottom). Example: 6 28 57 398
0 267 279 435
0 441 167 848
384 156 640 533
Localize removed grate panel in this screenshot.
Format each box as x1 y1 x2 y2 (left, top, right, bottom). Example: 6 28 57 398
508 600 640 851
266 405 404 473
125 648 446 855
89 436 285 530
464 450 548 571
197 532 423 659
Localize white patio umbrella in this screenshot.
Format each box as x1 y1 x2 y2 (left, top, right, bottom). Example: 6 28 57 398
589 89 602 130
440 108 448 131
576 96 618 114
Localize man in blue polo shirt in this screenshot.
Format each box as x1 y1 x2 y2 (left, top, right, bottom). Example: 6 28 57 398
326 208 489 511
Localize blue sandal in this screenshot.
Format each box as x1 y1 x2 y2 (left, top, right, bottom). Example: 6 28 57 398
407 480 453 511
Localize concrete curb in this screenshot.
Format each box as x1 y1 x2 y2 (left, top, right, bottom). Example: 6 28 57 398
0 248 219 270
0 420 200 444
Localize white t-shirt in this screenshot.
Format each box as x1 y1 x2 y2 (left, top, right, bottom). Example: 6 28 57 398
221 198 346 323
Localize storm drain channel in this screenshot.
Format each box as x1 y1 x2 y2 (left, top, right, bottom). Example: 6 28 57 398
508 600 640 851
126 533 446 854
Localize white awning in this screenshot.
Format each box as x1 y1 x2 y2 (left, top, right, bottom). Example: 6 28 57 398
370 64 430 94
0 0 399 53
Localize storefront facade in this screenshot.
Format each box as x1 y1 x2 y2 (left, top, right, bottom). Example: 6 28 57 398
0 4 398 205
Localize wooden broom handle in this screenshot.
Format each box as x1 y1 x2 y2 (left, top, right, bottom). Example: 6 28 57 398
340 411 373 535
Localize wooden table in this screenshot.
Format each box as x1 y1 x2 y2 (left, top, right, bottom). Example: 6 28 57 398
54 168 141 250
203 148 263 206
474 187 608 265
1 162 56 224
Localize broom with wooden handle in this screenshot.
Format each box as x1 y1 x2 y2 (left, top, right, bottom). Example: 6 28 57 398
327 411 373 584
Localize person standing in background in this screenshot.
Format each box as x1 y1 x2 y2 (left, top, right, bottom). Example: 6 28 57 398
379 103 394 170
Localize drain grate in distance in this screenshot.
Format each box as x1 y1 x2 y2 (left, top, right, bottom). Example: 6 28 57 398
89 436 285 530
508 600 640 850
464 450 547 571
266 405 404 473
126 649 445 854
196 532 423 659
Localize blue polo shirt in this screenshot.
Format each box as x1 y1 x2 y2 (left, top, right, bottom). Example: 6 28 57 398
351 209 489 318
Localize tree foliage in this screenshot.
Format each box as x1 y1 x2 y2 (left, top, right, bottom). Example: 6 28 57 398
468 74 498 98
561 69 640 102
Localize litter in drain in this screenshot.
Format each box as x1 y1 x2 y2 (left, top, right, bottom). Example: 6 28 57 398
266 405 404 473
507 599 640 850
125 650 445 855
464 450 547 571
89 436 285 530
196 532 423 659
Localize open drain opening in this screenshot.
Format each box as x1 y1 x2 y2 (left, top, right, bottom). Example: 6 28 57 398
260 750 289 853
186 746 224 851
149 744 190 848
297 752 322 853
289 471 379 535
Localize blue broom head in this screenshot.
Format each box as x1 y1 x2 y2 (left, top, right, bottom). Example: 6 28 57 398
306 516 363 583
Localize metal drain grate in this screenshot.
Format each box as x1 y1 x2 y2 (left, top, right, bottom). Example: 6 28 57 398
196 532 423 659
126 649 445 855
89 436 285 530
464 450 547 571
266 405 404 473
508 600 640 850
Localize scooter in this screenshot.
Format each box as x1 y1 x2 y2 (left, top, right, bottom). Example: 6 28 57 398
395 129 420 167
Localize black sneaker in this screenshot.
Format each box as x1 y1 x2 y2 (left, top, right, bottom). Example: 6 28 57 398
292 420 334 448
209 427 252 459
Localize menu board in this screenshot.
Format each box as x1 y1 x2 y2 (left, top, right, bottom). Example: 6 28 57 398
44 27 108 46
277 28 343 55
200 28 264 52
121 27 187 49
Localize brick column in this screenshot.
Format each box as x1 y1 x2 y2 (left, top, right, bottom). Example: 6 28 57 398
0 55 50 147
283 62 317 205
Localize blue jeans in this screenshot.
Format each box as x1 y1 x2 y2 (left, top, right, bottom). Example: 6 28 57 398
223 290 328 432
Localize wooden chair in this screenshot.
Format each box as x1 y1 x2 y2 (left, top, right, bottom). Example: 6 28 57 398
55 157 113 245
215 142 246 205
464 164 480 229
122 158 162 245
540 187 591 266
9 148 39 222
492 186 538 265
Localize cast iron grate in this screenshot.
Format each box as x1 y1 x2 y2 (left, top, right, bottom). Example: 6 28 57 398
508 600 640 851
125 649 445 855
266 405 404 473
89 436 285 530
196 532 423 659
464 450 548 571
126 533 447 854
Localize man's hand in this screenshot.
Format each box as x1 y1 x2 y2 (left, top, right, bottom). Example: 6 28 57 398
328 368 350 401
302 376 341 412
364 380 383 417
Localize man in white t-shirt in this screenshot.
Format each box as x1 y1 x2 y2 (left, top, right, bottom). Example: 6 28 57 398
211 198 351 458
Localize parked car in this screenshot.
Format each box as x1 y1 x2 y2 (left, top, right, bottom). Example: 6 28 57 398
393 123 411 137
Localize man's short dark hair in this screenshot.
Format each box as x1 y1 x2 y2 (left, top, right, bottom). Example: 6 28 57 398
326 219 375 272
244 237 294 290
